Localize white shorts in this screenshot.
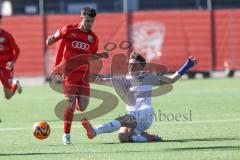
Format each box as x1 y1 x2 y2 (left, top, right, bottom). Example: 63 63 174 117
127 107 154 134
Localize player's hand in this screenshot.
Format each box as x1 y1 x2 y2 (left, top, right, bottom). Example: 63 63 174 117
46 35 56 46
177 56 199 76
6 61 15 70
188 56 199 67
100 51 109 59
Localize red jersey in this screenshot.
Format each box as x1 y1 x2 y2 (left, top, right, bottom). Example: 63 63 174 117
52 24 99 73
0 29 20 68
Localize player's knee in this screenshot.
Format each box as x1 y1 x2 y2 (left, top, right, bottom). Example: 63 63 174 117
79 102 88 111
4 94 12 100
79 106 86 112
128 121 137 128
118 115 137 128
118 133 130 143
78 96 89 111
4 91 12 100
66 97 76 109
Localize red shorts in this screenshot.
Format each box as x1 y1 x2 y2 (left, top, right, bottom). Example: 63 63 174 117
63 72 90 97
0 68 13 89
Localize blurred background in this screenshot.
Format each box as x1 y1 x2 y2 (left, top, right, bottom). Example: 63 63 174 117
0 0 240 84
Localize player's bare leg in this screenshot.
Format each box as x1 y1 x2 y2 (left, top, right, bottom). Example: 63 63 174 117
118 127 135 143
16 80 22 93
76 95 89 111
140 131 163 141
118 127 155 143
76 84 90 111
4 88 15 99
81 114 137 140
3 80 22 99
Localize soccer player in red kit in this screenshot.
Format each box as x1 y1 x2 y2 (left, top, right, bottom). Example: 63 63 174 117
46 7 108 145
0 14 22 99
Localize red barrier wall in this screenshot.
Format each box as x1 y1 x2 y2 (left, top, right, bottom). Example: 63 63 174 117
214 10 240 70
131 10 212 72
1 10 239 76
47 11 212 74
2 16 44 76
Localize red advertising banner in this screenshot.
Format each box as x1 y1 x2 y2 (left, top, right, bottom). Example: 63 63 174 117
1 10 239 76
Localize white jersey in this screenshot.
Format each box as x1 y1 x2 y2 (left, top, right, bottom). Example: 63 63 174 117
112 72 161 112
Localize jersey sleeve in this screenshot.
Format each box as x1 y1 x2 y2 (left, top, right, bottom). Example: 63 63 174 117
52 26 69 43
54 39 66 67
9 34 20 62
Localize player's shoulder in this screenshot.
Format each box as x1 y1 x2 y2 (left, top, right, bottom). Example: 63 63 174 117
61 23 78 32
89 30 99 41
1 29 13 37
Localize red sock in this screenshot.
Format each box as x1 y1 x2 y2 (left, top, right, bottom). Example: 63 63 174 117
11 84 17 93
64 105 75 134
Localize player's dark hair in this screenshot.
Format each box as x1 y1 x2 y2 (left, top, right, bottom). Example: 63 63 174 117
0 14 2 20
130 51 146 67
81 7 96 18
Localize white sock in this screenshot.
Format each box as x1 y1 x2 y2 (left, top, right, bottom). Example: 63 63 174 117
132 135 147 142
94 120 121 135
63 133 70 137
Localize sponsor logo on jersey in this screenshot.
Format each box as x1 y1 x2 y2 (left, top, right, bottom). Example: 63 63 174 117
0 37 5 43
72 41 89 50
88 35 93 43
71 33 77 37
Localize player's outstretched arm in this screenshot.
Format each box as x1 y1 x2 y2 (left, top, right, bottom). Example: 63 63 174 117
90 75 113 87
90 51 109 61
47 26 68 46
159 56 199 84
46 35 57 46
6 35 20 70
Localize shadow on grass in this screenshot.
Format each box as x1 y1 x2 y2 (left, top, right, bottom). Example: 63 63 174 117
163 137 240 143
97 137 240 145
4 146 238 155
166 146 240 151
0 152 72 156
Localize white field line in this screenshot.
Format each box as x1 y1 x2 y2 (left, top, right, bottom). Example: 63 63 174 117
0 119 240 132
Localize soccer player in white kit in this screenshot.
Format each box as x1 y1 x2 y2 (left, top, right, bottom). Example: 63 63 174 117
82 51 198 142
